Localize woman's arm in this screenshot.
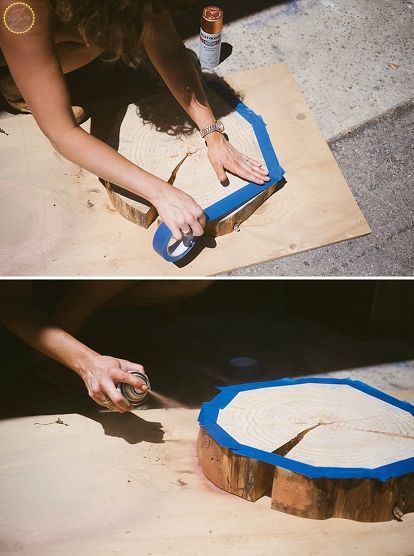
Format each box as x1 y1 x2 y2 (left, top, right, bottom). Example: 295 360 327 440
0 0 205 240
0 282 148 413
142 12 270 186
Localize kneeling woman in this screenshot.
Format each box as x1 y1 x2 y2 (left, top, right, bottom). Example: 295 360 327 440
0 0 269 240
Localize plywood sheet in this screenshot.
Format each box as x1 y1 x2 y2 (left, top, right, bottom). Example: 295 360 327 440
0 406 412 555
0 64 370 276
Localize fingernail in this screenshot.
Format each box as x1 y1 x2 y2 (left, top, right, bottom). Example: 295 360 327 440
265 177 270 181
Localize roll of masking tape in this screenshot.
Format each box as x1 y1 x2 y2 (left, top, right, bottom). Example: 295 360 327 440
152 82 285 263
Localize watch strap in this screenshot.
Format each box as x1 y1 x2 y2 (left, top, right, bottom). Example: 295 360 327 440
199 120 224 138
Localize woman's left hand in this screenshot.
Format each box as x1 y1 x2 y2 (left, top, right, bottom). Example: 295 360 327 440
206 132 271 186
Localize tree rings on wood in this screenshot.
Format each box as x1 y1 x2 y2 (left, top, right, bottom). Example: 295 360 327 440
104 85 282 235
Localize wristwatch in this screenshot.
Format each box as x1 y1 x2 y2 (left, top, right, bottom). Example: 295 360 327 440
199 120 225 138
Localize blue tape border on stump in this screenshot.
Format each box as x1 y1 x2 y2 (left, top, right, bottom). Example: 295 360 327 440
152 81 285 262
198 377 414 481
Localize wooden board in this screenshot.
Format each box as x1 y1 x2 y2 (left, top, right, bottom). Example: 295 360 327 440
1 407 414 555
0 64 370 276
103 85 283 235
198 381 414 522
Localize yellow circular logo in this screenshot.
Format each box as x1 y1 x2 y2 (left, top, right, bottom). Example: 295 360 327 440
3 2 35 34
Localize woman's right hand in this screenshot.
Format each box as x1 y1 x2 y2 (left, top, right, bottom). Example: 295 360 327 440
152 185 206 241
78 354 148 413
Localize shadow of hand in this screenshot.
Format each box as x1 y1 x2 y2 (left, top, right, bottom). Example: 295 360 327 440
84 410 165 444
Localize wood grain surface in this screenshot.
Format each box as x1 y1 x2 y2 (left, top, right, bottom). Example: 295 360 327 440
2 406 413 554
103 86 282 235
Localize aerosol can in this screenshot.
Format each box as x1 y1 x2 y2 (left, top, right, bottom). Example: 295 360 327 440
199 6 223 69
117 371 151 407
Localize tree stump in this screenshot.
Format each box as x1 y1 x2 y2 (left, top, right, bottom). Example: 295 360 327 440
103 84 283 235
197 378 414 522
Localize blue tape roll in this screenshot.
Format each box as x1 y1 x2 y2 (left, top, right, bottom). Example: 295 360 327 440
152 82 285 262
198 377 414 481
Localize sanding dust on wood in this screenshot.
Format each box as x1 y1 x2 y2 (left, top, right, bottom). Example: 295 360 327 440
198 380 414 522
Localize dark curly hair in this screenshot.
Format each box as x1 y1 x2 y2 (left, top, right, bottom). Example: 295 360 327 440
50 0 193 67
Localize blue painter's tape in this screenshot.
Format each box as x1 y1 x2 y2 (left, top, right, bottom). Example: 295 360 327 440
152 81 285 262
198 377 414 481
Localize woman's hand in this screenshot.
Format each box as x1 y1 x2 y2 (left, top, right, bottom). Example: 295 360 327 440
206 132 270 186
152 184 207 241
78 354 148 413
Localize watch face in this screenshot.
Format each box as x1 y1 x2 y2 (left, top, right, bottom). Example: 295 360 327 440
216 121 225 133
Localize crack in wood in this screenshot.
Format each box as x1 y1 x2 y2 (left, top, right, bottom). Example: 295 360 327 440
272 418 414 458
167 153 189 186
273 422 323 456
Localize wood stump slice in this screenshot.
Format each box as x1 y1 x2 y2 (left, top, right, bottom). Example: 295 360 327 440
197 378 414 522
104 85 282 234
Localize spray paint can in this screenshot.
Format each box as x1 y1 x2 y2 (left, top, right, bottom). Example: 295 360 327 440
199 6 223 69
117 371 151 407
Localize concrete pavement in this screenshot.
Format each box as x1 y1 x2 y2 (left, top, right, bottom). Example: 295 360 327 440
186 0 414 140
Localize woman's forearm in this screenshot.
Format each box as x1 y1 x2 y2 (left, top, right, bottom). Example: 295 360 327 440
145 22 270 188
0 294 97 376
149 43 215 130
52 126 167 203
53 17 220 200
52 122 206 240
143 15 219 135
0 290 148 412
